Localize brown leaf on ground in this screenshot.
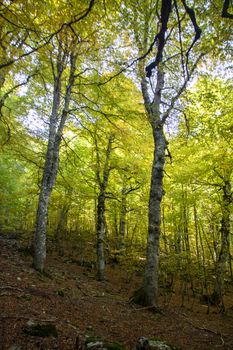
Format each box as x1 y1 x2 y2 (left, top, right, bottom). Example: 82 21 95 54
1 235 233 350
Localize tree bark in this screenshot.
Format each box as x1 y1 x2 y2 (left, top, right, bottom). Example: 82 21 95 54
33 48 77 272
142 125 166 306
131 0 202 308
96 134 113 281
132 64 166 307
212 180 232 310
33 67 62 271
119 188 127 250
56 191 72 243
96 190 106 281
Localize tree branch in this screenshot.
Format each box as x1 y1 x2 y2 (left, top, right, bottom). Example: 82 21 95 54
222 0 233 19
0 0 96 71
181 0 202 73
0 73 36 117
145 0 172 78
161 53 204 124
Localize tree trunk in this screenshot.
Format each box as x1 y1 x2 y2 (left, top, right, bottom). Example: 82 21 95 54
131 65 166 307
194 205 207 294
33 48 76 272
95 134 113 281
56 199 71 243
212 180 232 310
33 87 61 271
113 203 119 247
194 205 201 272
162 204 168 254
119 189 127 250
142 126 166 306
96 190 106 281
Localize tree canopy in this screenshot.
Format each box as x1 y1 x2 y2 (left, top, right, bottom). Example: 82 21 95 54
0 0 232 309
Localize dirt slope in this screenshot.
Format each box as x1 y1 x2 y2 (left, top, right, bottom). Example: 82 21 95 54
1 235 233 350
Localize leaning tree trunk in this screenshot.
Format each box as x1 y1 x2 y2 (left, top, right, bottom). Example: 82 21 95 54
33 50 76 272
33 74 62 272
33 142 58 272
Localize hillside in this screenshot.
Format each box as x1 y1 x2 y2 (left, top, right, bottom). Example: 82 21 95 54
1 234 233 350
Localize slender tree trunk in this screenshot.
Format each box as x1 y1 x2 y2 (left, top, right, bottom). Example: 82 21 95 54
194 205 207 294
96 134 113 281
56 199 71 242
181 189 194 291
96 190 106 280
199 222 208 293
113 203 119 247
162 204 168 254
194 205 201 272
173 207 181 255
200 222 215 265
119 188 127 250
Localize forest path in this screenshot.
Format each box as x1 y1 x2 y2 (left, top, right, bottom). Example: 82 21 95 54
1 234 233 350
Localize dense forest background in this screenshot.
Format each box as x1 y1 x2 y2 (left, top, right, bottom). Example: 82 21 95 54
0 0 232 315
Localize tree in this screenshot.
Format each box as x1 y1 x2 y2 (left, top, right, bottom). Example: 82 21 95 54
33 34 79 271
123 0 204 307
29 0 112 272
0 0 231 291
95 132 114 280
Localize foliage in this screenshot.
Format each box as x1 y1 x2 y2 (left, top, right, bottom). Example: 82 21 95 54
0 0 232 304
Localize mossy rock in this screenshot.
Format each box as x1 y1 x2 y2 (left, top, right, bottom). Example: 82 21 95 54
23 322 58 338
149 340 178 350
85 337 127 349
136 337 178 350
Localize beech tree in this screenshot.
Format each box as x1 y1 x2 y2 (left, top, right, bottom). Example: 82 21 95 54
33 34 78 271
122 0 203 307
30 0 112 272
118 0 233 307
95 132 114 280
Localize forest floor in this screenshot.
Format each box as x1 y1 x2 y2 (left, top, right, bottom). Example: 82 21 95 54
1 234 233 350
